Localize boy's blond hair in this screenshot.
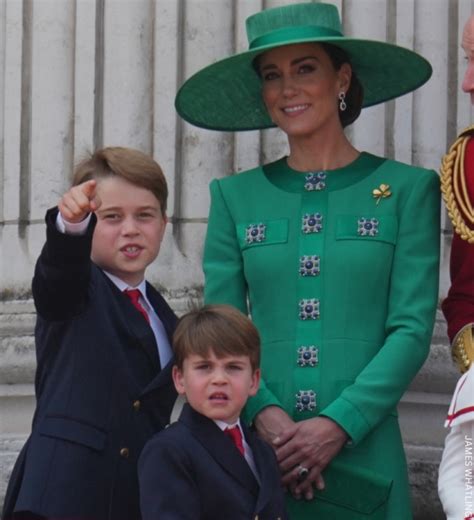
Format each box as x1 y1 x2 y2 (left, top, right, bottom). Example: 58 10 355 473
73 147 168 215
173 305 260 371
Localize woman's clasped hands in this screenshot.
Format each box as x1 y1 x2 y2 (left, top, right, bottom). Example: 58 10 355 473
255 406 348 501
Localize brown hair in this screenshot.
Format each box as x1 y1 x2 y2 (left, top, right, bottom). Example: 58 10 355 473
320 43 364 127
73 147 168 215
173 305 260 371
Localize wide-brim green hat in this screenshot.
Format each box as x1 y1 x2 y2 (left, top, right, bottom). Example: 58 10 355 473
175 2 432 132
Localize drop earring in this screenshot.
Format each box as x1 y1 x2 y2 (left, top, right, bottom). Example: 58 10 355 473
339 91 347 112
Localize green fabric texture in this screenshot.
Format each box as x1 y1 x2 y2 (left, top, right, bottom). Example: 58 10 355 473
203 153 440 519
289 461 392 518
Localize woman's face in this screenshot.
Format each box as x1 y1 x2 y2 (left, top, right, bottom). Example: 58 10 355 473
258 43 350 139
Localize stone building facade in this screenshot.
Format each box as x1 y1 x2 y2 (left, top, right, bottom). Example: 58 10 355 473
0 0 472 517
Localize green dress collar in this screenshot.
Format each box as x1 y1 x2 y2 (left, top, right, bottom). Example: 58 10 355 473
262 152 386 193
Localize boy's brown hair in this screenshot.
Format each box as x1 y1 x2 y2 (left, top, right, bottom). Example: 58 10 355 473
173 305 260 371
73 147 168 215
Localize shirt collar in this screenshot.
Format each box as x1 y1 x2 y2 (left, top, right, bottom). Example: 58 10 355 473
214 418 242 432
103 270 147 296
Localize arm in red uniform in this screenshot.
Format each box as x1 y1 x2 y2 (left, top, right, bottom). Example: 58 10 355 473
442 137 474 343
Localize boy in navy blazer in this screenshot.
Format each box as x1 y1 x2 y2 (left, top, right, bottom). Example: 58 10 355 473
138 304 288 520
2 147 177 520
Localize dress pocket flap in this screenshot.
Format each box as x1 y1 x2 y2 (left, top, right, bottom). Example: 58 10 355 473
39 415 107 452
237 218 289 250
313 461 393 515
336 215 398 245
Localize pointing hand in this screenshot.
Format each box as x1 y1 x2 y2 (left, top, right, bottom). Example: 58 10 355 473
58 180 101 223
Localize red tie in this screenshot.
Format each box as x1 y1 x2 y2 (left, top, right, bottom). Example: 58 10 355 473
124 289 150 324
224 425 245 456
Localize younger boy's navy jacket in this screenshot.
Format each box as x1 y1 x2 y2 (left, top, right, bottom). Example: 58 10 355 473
139 404 288 520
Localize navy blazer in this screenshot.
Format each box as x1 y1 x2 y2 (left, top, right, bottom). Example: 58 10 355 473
138 404 288 520
2 208 177 520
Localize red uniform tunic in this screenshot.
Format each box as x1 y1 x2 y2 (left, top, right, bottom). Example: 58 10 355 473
442 137 474 341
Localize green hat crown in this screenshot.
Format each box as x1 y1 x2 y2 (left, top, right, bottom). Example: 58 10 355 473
246 3 343 49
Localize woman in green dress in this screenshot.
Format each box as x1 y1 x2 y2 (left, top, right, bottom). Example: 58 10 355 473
175 3 440 519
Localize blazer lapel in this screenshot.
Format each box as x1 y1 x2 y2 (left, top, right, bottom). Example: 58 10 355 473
243 423 275 513
179 404 259 496
140 283 179 395
141 356 174 396
105 275 161 371
145 282 178 340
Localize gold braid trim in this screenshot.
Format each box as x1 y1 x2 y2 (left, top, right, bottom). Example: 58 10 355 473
440 125 474 243
452 325 474 373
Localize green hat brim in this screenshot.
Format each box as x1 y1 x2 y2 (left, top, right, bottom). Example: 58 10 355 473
175 37 432 132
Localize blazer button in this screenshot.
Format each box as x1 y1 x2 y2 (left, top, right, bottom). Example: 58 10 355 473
120 447 129 458
133 400 141 411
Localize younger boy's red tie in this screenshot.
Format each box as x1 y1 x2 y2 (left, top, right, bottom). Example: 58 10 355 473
124 289 150 324
224 425 245 456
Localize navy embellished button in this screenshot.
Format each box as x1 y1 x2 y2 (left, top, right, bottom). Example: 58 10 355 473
295 390 317 412
297 346 319 367
302 213 323 234
304 172 326 191
299 299 320 320
299 255 320 276
245 223 266 244
357 218 379 237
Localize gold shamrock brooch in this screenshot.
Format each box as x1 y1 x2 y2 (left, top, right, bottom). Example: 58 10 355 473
373 184 392 205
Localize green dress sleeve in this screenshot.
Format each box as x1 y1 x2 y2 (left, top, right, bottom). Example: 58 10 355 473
203 179 282 418
320 170 440 444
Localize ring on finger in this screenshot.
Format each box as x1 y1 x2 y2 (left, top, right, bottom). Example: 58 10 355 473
296 464 309 482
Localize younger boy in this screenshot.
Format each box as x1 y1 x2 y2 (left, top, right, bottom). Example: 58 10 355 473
138 304 288 520
2 147 177 520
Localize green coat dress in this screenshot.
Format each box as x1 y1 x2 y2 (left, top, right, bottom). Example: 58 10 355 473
203 152 440 519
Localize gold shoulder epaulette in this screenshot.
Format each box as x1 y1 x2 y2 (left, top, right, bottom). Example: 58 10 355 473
440 125 474 243
452 324 474 373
